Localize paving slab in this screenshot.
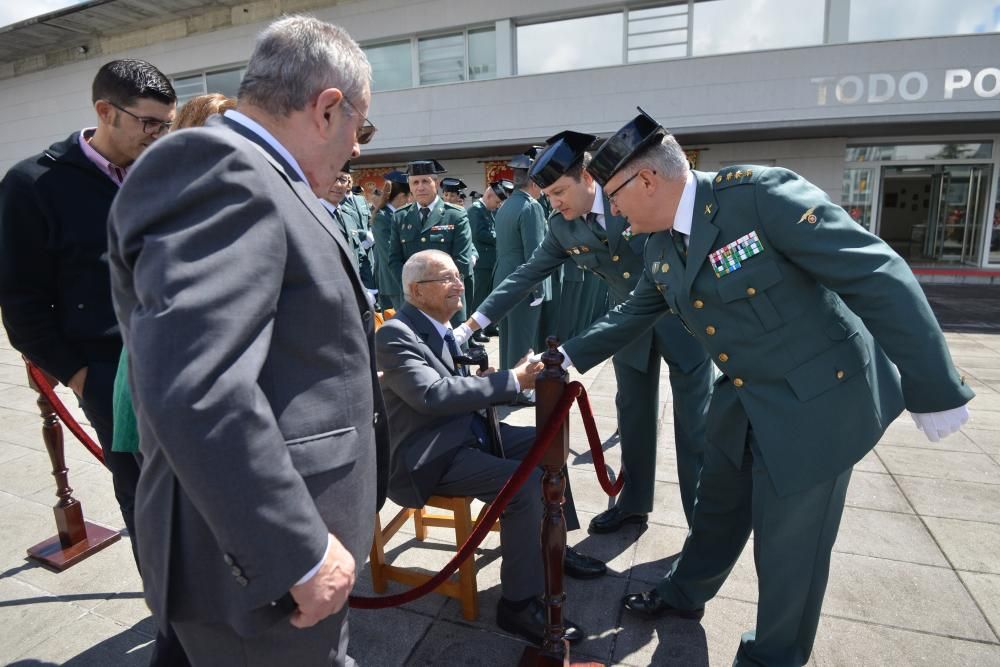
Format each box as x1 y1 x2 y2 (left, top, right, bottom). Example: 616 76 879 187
923 517 1000 574
877 445 1000 484
832 506 948 567
957 572 1000 641
895 475 1000 524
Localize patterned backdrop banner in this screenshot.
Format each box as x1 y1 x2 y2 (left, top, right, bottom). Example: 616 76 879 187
686 149 700 169
353 167 397 198
485 160 513 185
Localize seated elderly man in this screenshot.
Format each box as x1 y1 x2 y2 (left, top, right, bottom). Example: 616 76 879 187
376 249 606 645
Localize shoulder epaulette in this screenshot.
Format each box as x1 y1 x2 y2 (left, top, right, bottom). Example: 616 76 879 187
712 165 764 190
443 202 465 211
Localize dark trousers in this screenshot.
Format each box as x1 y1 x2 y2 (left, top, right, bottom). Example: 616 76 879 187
657 393 851 667
433 423 579 601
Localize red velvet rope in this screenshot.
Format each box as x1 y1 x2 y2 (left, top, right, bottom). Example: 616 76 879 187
350 379 624 609
25 361 105 464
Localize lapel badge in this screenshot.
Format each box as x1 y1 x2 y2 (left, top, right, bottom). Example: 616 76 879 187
622 226 634 241
797 207 818 224
704 203 713 215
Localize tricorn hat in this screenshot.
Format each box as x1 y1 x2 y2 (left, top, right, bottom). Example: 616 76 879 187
489 179 515 201
441 177 467 193
586 107 668 187
529 130 597 189
383 170 408 184
407 159 447 176
507 154 533 171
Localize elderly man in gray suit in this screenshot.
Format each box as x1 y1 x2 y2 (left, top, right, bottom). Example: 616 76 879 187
107 16 386 666
376 249 606 647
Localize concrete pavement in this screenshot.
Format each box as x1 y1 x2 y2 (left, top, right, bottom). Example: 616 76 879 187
1 299 999 666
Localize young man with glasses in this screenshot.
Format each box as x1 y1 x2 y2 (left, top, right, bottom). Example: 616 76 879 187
0 58 179 664
457 130 713 534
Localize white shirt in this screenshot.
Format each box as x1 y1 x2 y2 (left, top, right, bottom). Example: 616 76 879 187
671 171 697 246
590 184 607 229
224 110 310 185
417 196 441 214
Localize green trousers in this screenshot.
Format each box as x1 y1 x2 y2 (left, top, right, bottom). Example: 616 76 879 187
657 384 851 667
611 333 713 522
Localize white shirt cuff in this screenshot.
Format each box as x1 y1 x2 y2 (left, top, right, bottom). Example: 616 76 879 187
559 346 574 370
472 312 491 328
295 534 332 586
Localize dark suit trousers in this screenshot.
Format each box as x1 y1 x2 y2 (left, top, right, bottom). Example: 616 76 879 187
77 359 142 564
432 423 579 601
656 384 851 667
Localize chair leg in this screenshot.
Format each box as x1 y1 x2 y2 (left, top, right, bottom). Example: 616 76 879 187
369 512 388 593
413 506 427 541
452 498 479 621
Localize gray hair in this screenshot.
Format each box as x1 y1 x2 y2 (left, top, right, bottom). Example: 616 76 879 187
402 250 454 301
239 15 372 116
621 134 689 183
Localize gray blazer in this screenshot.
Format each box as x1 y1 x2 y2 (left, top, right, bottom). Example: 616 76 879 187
108 116 389 637
375 303 518 508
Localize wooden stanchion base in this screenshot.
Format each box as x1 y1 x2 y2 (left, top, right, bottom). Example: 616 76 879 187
27 521 121 571
518 645 604 667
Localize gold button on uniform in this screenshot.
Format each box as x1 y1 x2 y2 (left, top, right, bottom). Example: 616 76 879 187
660 263 670 273
693 299 704 309
836 370 845 380
718 353 729 362
733 378 744 388
705 325 716 336
612 255 620 262
623 272 631 279
421 237 427 242
746 287 757 296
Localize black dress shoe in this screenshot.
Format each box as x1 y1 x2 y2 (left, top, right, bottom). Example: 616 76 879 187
588 507 648 534
564 547 606 580
484 325 500 337
622 589 704 620
497 598 585 645
472 331 490 344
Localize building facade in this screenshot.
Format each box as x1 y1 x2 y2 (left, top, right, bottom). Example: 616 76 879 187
1 0 998 278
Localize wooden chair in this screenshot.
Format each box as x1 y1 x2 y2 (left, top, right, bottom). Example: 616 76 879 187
369 495 499 620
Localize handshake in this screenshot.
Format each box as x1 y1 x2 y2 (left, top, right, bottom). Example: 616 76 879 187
452 324 545 389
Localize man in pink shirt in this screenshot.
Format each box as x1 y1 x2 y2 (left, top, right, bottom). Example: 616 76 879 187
0 59 179 665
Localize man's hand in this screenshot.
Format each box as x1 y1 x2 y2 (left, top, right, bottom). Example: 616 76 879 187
289 533 356 628
512 350 544 390
67 367 88 397
462 318 481 333
911 405 970 442
476 366 497 377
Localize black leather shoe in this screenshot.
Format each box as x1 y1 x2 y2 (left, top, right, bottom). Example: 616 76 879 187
484 325 500 337
588 507 648 534
564 547 606 579
622 589 704 620
472 331 490 344
497 598 585 645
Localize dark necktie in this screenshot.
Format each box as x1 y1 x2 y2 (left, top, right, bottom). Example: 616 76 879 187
420 207 430 225
671 230 687 266
443 330 467 376
586 212 607 245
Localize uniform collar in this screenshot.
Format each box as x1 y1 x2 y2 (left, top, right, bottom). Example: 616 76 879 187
672 170 696 237
225 110 309 186
418 196 441 212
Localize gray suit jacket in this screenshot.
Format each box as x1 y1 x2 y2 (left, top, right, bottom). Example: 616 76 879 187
108 115 388 636
375 303 518 508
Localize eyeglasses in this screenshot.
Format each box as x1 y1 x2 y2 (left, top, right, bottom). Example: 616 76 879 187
416 273 463 285
334 175 351 186
108 101 173 135
606 169 656 205
341 94 377 145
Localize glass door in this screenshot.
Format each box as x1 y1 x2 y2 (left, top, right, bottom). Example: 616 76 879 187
928 165 992 265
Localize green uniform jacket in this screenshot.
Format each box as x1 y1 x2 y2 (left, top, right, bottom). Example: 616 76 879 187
389 198 474 283
493 190 550 300
564 166 974 496
480 193 706 374
468 200 497 271
372 205 400 301
335 194 375 288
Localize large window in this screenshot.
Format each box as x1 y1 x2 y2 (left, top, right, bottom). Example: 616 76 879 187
691 0 824 56
628 4 689 62
849 0 1000 42
367 41 413 92
365 28 496 92
172 66 245 105
517 13 624 75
